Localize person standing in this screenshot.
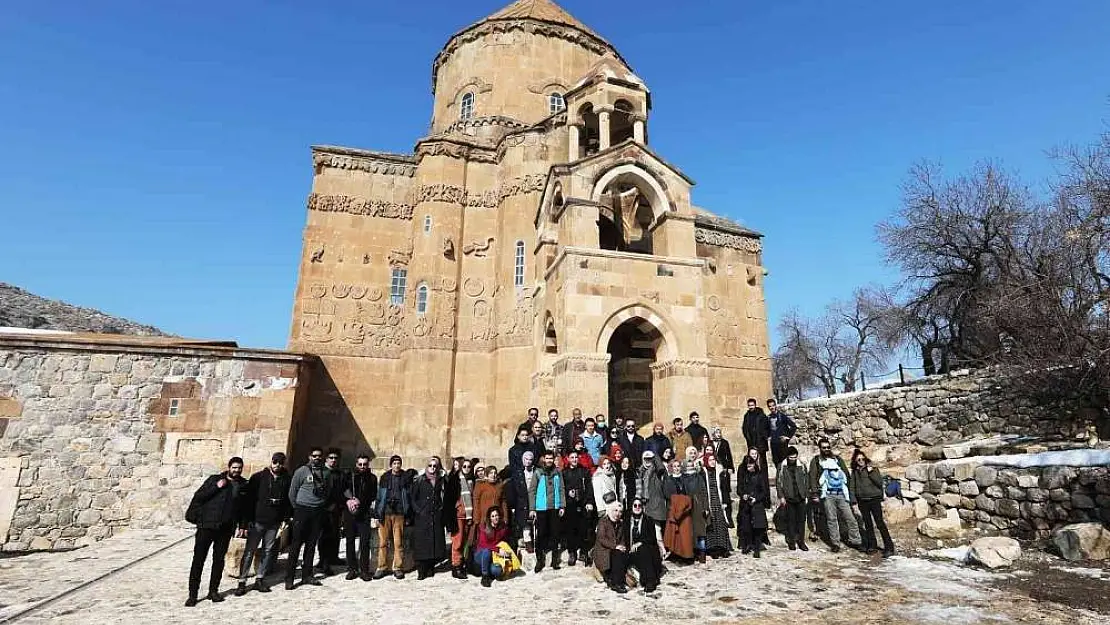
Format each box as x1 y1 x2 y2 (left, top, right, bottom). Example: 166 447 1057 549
767 399 798 470
591 456 618 512
373 455 411 580
529 420 547 459
284 448 331 590
561 450 595 566
528 450 566 572
667 417 693 456
561 407 587 452
234 452 291 596
616 418 645 468
617 456 637 512
580 418 607 465
412 457 447 580
776 446 810 551
808 438 862 553
316 448 345 577
700 453 733 559
737 456 771 557
184 456 248 606
850 450 895 557
342 454 378 581
506 427 534 474
444 458 478 579
542 409 563 453
663 459 695 561
710 427 735 473
518 407 541 436
742 399 772 474
635 451 668 540
506 451 536 552
681 458 709 563
644 423 673 459
472 465 508 528
685 412 708 453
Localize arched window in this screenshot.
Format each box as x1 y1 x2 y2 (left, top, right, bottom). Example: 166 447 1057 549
416 283 429 315
548 92 565 114
423 215 432 234
390 267 407 306
460 92 475 120
514 240 526 288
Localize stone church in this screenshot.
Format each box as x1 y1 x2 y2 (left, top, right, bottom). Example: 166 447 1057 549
288 0 771 462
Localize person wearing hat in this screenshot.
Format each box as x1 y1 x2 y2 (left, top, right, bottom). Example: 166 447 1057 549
373 455 411 579
234 452 291 596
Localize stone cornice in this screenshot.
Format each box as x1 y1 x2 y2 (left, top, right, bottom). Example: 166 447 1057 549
312 145 416 177
432 20 626 95
567 138 696 186
694 228 763 254
307 194 415 220
543 246 708 282
441 115 530 136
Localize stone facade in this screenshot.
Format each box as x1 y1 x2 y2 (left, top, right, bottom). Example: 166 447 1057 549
0 332 313 551
902 459 1110 539
289 0 772 463
782 368 1093 449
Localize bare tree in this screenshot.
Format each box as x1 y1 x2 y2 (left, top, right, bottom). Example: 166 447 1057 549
831 287 900 391
772 342 814 402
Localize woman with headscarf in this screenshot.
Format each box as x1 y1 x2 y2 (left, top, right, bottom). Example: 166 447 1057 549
444 458 477 579
636 451 668 538
743 447 772 546
737 455 770 557
680 458 708 563
660 446 676 465
592 456 619 512
617 456 637 512
593 501 629 594
700 452 733 558
506 427 533 475
474 506 516 587
411 457 447 579
710 427 734 473
684 445 702 470
626 497 663 593
663 459 695 560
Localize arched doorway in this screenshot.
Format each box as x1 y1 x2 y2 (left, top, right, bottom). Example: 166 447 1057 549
606 318 664 428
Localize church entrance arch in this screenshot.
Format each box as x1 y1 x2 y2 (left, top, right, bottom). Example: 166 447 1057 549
598 305 675 429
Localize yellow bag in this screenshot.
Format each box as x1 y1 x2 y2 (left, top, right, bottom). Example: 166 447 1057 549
490 541 521 580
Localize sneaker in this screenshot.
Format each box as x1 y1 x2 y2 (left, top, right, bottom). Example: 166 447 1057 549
374 570 390 580
234 583 247 597
207 592 225 603
255 580 271 593
346 571 359 580
184 597 198 608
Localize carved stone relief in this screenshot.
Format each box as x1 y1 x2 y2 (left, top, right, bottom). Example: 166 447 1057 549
414 174 546 209
694 228 762 253
310 245 325 263
463 237 495 257
389 248 413 267
307 194 415 220
443 237 455 259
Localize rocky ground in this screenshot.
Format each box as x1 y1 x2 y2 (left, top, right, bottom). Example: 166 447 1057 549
0 525 1105 625
0 283 165 335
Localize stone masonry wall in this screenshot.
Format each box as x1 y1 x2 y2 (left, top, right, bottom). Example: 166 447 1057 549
901 459 1110 539
0 334 312 551
783 368 1091 449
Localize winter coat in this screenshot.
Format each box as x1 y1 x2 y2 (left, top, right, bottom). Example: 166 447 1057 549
627 513 663 573
592 468 618 511
686 423 709 451
851 465 886 502
187 472 249 530
507 442 532 474
618 468 638 510
506 467 534 524
679 472 708 538
342 469 378 522
374 470 412 518
615 433 645 467
768 410 798 441
410 474 447 562
593 514 627 575
667 430 693 455
737 468 770 531
475 523 511 552
472 479 508 524
664 493 695 558
442 471 478 533
808 454 852 501
528 466 566 512
776 460 809 503
580 431 607 464
702 466 733 521
561 420 587 452
644 434 673 459
711 439 735 473
635 457 669 522
742 408 771 452
244 468 291 527
562 465 594 513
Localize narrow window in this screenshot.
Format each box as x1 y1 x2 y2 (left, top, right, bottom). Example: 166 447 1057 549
460 92 475 120
548 92 565 114
423 215 432 234
168 398 180 417
514 240 526 288
390 267 408 306
416 283 429 315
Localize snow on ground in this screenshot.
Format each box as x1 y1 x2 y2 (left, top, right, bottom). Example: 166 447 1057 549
936 449 1110 468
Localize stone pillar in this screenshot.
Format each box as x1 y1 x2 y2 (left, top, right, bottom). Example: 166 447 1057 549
599 110 611 151
633 118 645 143
552 353 610 418
568 124 580 161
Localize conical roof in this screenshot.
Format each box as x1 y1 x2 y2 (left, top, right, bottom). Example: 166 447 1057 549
477 0 607 43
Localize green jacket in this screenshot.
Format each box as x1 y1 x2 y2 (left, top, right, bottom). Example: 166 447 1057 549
776 460 809 503
850 466 885 502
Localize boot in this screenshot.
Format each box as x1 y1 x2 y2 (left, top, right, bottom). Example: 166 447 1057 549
583 552 593 567
417 564 429 581
255 579 271 593
551 550 562 570
753 546 762 559
567 552 577 567
284 579 295 591
184 596 198 607
234 581 248 597
799 542 809 552
534 551 546 573
346 571 359 580
206 591 224 603
696 551 706 564
481 575 493 588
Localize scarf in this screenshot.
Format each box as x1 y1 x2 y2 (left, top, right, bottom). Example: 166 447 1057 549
460 475 474 519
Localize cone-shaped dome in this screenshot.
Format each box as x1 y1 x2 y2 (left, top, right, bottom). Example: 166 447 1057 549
479 0 607 43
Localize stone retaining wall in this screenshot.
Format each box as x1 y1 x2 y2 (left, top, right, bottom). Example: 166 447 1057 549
901 459 1110 539
782 368 1091 448
0 333 313 551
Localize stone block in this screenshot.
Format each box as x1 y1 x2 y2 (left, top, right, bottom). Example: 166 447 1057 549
933 463 955 480
88 354 119 373
913 498 930 519
1026 488 1048 503
937 493 962 508
952 463 979 482
29 536 53 551
959 481 980 497
974 495 996 513
1052 523 1110 561
1006 487 1027 501
1016 474 1039 488
902 488 920 500
1040 466 1078 490
1072 493 1096 509
968 537 1022 569
917 508 963 539
904 464 929 482
997 499 1021 519
75 509 101 526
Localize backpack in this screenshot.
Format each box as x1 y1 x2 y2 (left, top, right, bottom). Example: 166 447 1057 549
823 466 846 494
884 476 903 500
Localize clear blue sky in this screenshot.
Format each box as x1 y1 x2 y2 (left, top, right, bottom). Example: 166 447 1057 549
1 1 1107 349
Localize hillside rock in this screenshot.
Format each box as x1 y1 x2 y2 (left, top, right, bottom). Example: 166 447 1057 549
0 283 165 336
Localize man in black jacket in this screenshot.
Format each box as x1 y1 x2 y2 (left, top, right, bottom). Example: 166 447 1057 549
561 450 595 567
615 418 645 468
686 411 709 450
742 399 772 472
506 450 536 551
767 398 798 469
185 456 248 607
343 454 379 581
316 448 345 576
234 452 291 596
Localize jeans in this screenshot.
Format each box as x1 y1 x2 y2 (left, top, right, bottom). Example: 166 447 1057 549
475 548 504 578
189 525 233 597
238 522 280 581
857 498 894 551
285 507 327 582
345 514 378 576
822 493 861 548
783 501 807 546
377 514 405 572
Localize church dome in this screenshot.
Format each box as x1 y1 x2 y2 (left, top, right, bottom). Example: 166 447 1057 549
429 0 629 134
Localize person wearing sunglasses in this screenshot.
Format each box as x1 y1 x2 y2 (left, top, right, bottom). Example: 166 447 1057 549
284 447 331 590
411 457 448 580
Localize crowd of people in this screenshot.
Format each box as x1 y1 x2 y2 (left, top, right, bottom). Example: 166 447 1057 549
182 399 897 607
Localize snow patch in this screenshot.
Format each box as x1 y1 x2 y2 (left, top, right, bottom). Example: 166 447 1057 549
937 449 1110 468
877 556 998 600
0 327 74 336
1051 566 1110 580
899 604 1009 625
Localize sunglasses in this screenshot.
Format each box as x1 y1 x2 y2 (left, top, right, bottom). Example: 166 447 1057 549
311 454 323 458
327 455 339 460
